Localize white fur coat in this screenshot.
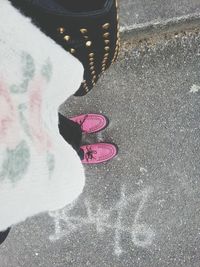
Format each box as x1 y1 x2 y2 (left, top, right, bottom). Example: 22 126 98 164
0 0 85 231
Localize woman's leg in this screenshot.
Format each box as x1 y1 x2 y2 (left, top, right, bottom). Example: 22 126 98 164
0 228 11 245
58 113 84 159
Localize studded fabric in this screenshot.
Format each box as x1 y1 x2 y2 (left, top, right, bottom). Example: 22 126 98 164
10 0 120 96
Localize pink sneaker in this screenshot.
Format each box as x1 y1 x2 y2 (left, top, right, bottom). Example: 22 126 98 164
81 143 118 164
69 114 109 134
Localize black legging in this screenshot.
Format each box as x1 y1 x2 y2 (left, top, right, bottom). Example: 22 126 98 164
58 113 84 160
0 228 11 245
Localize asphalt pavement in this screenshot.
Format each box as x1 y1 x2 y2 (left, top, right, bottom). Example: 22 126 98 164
1 1 200 267
119 0 200 30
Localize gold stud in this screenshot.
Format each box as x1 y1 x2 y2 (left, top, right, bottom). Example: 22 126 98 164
103 32 110 38
64 35 70 41
102 63 106 67
83 82 88 88
92 75 97 80
114 54 118 60
104 53 109 57
104 39 110 45
89 53 94 57
89 58 94 62
102 59 107 64
102 23 110 30
92 82 96 86
89 62 94 66
90 66 95 71
70 48 76 54
104 46 110 51
86 41 92 47
116 0 118 8
80 28 88 34
84 36 89 39
58 27 65 34
91 71 96 75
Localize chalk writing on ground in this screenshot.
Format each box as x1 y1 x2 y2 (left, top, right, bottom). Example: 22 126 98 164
189 84 200 93
49 186 155 256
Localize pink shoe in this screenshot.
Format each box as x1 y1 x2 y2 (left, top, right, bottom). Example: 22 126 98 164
81 143 118 164
69 114 109 134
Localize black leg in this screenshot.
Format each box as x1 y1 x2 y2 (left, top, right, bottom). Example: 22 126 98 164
58 113 84 159
0 228 11 245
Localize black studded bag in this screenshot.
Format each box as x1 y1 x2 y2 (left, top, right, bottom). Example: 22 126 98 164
11 0 120 96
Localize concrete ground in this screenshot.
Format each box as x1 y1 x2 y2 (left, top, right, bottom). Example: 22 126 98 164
120 0 200 30
1 1 200 267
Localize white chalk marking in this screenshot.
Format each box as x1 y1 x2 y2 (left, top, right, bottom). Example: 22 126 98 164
49 186 155 256
114 185 126 256
189 84 200 93
140 167 148 175
132 224 155 247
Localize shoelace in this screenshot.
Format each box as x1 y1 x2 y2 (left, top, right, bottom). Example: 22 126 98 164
76 114 89 131
85 145 97 161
